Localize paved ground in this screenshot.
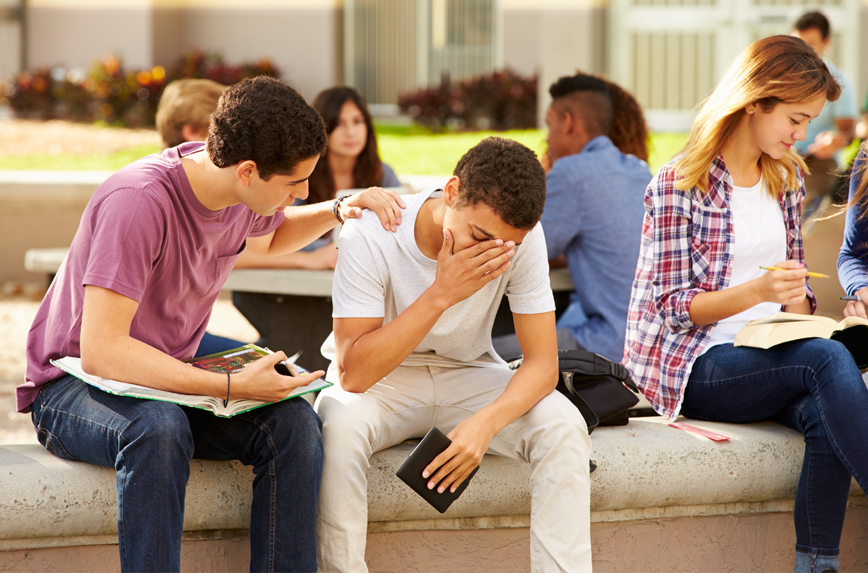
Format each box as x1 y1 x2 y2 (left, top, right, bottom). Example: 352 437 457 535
0 288 258 446
0 118 161 156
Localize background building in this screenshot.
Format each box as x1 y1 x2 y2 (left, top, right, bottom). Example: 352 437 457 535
0 0 865 130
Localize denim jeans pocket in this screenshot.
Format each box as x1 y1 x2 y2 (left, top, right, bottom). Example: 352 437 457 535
36 425 80 461
32 386 81 462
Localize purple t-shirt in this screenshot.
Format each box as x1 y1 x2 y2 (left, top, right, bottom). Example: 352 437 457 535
18 142 284 412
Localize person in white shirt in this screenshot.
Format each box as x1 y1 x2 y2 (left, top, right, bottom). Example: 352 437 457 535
314 137 592 572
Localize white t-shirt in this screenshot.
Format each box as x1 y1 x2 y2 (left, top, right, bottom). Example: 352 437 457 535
321 186 555 368
704 176 787 350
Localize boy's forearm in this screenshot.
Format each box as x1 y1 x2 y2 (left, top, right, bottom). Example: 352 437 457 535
81 331 229 396
472 354 558 434
337 289 451 392
266 202 338 255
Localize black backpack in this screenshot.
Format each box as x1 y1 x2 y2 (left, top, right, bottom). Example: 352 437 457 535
511 348 640 434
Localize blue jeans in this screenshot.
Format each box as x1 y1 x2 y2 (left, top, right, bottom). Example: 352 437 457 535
31 375 323 573
683 340 868 573
195 332 247 357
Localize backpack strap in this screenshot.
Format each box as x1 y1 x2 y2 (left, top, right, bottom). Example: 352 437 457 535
608 362 638 392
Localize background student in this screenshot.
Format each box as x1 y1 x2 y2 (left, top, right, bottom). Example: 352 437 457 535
623 35 868 573
155 78 226 148
493 73 651 362
838 145 868 317
790 11 858 212
235 86 401 270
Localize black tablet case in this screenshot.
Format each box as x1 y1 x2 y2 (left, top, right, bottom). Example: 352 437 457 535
396 427 480 513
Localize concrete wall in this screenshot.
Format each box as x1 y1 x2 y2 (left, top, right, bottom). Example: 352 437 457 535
27 3 154 70
501 9 541 78
0 171 109 284
24 0 340 101
5 508 868 572
857 0 868 110
502 2 607 127
151 6 340 101
19 1 868 119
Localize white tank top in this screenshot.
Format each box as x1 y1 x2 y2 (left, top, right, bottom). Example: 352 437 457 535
704 175 788 350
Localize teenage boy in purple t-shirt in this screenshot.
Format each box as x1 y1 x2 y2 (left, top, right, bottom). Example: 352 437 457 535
18 76 404 573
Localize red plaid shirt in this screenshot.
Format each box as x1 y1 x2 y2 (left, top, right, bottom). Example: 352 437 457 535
622 156 815 420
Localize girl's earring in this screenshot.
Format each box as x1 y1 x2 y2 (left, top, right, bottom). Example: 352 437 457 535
747 109 755 115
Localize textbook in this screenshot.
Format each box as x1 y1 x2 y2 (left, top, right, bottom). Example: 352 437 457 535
50 344 332 418
733 312 868 368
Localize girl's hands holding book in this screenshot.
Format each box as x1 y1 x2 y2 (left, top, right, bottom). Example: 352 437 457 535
843 287 868 319
231 351 325 402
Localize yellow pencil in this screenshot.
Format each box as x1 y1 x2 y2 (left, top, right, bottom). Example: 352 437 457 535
759 265 829 279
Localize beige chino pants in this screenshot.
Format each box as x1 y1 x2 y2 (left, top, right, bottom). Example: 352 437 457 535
314 364 593 573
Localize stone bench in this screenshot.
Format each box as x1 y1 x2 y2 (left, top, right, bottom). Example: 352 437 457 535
3 417 867 572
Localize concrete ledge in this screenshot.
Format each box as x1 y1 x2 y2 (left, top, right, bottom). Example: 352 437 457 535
0 170 111 215
3 418 865 552
0 171 110 283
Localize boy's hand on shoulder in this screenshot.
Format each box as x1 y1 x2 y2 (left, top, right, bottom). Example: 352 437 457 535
423 415 497 494
431 229 515 308
342 187 406 232
231 351 325 402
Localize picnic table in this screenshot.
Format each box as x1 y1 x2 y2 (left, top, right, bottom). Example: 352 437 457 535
26 248 576 373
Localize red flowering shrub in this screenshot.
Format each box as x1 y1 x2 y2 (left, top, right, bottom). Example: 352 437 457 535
398 69 537 131
1 49 280 128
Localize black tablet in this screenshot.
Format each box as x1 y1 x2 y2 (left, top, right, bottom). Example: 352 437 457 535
396 427 480 514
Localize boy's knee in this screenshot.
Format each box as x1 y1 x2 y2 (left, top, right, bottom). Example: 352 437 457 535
524 393 591 453
259 399 324 461
316 393 381 458
123 402 193 459
317 393 376 431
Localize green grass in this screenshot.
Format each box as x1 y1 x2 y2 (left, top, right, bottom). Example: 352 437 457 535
0 125 688 175
0 143 162 171
379 129 688 176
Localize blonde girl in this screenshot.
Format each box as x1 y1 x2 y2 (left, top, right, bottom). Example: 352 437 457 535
624 35 866 573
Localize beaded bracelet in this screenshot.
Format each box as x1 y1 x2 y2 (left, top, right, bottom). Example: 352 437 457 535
332 194 350 224
223 371 231 408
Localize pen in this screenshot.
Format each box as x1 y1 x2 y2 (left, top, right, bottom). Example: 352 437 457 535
758 265 829 279
841 295 861 301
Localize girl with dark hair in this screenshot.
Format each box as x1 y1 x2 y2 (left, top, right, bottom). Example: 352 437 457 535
625 35 868 573
235 86 399 270
603 79 649 162
307 87 400 205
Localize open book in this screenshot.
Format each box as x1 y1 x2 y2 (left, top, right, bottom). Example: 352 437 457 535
50 344 332 418
734 312 868 368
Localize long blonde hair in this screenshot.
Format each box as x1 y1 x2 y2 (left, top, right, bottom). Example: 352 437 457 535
675 35 841 196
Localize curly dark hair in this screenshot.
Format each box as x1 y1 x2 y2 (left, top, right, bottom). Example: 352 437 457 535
452 137 546 230
207 76 328 180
